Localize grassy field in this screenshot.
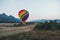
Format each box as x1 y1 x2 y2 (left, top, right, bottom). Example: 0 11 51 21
0 30 60 40
0 21 60 40
0 24 35 38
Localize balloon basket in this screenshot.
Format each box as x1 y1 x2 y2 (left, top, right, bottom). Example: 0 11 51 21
22 22 26 25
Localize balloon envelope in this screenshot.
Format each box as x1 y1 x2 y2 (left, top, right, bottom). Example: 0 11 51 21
18 9 29 23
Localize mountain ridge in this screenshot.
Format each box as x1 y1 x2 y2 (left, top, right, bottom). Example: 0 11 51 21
0 13 20 23
30 19 60 23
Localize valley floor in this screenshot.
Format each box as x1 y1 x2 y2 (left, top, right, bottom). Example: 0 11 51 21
0 30 60 40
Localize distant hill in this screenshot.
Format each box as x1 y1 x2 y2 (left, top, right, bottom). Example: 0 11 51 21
30 19 60 23
56 19 60 23
0 13 20 23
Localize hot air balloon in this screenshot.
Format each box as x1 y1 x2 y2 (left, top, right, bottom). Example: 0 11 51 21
18 9 29 25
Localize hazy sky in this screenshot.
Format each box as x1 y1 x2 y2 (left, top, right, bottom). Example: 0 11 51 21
0 0 60 21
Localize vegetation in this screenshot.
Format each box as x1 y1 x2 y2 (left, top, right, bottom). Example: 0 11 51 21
0 20 60 40
34 20 60 30
7 22 35 27
1 30 60 40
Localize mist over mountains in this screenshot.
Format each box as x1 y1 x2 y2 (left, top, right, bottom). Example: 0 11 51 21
0 13 60 23
30 19 60 23
0 13 20 23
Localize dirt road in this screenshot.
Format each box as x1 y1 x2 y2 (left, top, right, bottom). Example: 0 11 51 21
0 24 35 37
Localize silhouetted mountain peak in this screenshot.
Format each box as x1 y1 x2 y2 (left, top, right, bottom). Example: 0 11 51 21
0 13 20 23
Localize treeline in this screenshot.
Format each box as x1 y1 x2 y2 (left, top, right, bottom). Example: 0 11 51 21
34 20 60 30
0 13 20 23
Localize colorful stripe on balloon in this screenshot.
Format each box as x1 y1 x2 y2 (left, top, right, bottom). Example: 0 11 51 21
18 9 29 22
22 13 29 22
